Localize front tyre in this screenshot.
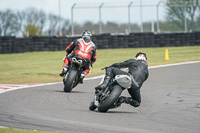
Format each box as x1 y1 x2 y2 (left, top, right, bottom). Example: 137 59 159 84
98 85 123 112
63 69 78 92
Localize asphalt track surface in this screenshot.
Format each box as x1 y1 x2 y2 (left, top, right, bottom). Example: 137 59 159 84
0 62 200 133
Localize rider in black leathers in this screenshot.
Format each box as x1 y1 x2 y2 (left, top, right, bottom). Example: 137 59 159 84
95 52 149 108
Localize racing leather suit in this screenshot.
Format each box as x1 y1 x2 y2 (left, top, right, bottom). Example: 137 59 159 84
106 59 149 107
63 37 97 76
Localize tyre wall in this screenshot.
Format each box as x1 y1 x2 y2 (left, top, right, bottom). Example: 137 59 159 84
0 32 200 54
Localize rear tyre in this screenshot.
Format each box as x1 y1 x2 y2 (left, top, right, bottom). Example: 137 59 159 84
98 85 122 112
63 69 78 92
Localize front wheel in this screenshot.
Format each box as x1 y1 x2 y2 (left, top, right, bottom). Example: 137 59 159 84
98 85 123 112
63 69 78 92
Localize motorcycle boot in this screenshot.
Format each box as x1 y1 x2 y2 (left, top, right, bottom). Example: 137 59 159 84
118 96 127 103
95 75 111 91
79 71 85 84
125 97 140 107
59 65 68 76
110 96 126 109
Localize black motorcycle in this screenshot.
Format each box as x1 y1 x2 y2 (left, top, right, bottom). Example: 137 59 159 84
63 55 87 92
89 68 132 112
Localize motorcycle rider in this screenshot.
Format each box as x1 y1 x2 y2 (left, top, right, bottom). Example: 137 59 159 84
95 52 149 108
59 30 97 83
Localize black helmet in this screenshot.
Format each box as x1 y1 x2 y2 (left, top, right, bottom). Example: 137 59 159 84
135 52 147 61
81 30 92 40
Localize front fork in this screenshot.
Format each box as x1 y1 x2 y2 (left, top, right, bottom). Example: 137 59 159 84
63 71 69 84
94 95 99 106
94 80 116 106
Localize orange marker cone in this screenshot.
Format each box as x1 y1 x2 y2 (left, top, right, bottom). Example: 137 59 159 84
165 49 169 60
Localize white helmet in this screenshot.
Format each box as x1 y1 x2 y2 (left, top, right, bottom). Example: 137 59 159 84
81 30 92 40
135 52 147 61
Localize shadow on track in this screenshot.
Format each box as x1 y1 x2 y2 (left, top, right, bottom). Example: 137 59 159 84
54 90 86 93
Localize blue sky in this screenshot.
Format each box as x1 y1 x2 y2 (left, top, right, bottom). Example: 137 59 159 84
0 0 167 24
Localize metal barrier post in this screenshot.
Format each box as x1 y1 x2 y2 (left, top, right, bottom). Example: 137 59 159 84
128 2 133 33
156 0 165 32
140 0 143 32
71 3 76 35
99 3 104 34
184 2 188 32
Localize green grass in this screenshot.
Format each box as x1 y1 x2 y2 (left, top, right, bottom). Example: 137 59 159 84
0 46 200 84
0 128 59 133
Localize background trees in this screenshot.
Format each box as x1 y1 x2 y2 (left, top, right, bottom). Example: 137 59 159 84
0 10 19 36
23 24 42 37
0 8 71 37
165 0 200 31
0 0 200 37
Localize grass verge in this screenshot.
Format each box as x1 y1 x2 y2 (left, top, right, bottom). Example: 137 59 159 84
0 128 59 133
0 46 200 84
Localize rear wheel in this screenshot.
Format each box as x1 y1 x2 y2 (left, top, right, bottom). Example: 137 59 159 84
63 69 78 92
98 85 122 112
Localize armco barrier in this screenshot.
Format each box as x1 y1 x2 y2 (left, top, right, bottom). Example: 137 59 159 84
0 32 200 54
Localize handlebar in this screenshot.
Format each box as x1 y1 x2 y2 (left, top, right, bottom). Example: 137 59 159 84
101 65 111 70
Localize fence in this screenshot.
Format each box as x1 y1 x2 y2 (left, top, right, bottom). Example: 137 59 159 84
0 32 200 54
71 0 200 35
